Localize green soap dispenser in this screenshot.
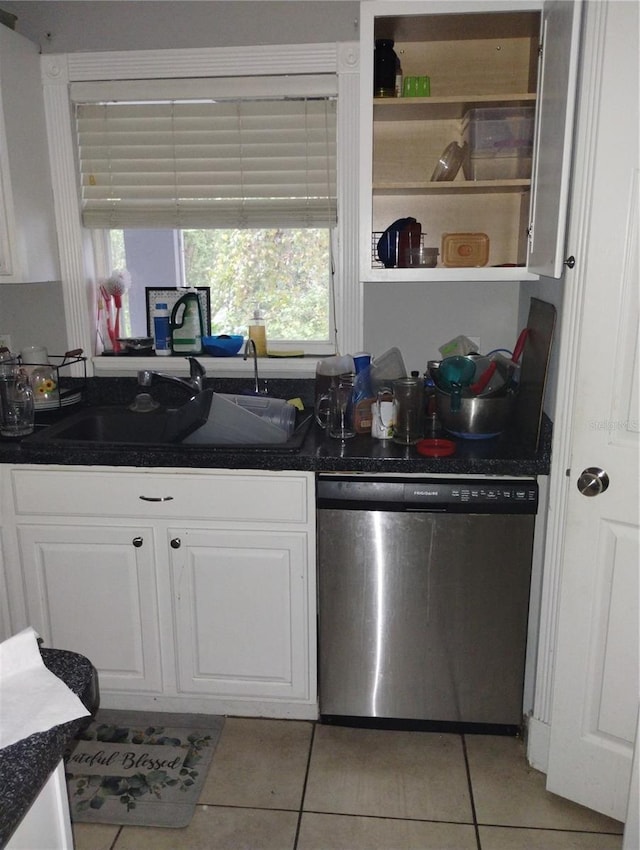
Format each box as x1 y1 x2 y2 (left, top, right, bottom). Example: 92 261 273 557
170 291 204 355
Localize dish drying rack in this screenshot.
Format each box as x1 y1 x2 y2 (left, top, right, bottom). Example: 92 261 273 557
371 231 425 268
18 350 88 412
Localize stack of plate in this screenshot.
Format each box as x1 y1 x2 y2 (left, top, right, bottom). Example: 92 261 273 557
34 391 82 412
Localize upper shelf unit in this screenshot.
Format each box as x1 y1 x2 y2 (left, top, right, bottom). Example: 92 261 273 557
373 92 537 123
373 93 537 198
359 1 583 281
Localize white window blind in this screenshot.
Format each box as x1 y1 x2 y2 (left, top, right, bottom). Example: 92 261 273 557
74 81 337 230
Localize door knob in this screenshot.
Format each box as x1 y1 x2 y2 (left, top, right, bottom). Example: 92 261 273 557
132 536 143 547
577 467 609 497
170 537 181 549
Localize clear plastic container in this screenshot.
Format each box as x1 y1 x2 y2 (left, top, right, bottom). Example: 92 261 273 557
183 393 295 445
369 347 407 393
468 151 532 180
218 393 295 435
463 107 535 154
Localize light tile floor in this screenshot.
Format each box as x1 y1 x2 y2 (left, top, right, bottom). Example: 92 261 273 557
72 717 624 850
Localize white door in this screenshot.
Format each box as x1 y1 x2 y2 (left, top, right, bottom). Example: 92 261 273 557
527 0 582 278
545 0 639 826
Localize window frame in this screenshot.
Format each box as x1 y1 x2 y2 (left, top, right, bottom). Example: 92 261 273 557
41 41 361 377
99 224 338 355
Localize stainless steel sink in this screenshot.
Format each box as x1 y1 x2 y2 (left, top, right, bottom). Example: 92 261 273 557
27 405 312 451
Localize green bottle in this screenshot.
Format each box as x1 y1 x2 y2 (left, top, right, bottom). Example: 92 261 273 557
170 292 204 355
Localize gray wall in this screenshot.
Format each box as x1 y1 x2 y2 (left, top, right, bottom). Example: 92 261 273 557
3 2 360 52
1 2 534 378
364 281 521 375
0 281 69 355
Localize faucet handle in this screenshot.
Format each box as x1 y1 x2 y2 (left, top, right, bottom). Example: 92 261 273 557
137 369 153 388
187 357 206 390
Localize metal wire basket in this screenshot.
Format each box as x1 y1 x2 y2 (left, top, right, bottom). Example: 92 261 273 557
17 350 87 413
372 231 426 268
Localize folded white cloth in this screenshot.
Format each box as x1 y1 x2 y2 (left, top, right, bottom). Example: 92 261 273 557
0 627 90 750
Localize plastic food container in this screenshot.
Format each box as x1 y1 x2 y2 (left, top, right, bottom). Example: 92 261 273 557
441 233 489 267
183 393 294 445
431 141 468 182
220 393 296 435
369 347 407 393
463 107 535 153
468 151 533 180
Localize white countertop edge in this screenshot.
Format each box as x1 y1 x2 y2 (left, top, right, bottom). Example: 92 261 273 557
92 354 320 379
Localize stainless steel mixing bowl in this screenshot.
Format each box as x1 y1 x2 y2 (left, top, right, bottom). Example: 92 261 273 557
435 389 515 438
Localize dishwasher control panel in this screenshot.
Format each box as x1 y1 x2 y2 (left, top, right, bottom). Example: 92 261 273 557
317 477 538 514
405 482 538 508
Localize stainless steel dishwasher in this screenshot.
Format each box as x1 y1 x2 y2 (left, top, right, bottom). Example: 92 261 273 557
317 475 538 733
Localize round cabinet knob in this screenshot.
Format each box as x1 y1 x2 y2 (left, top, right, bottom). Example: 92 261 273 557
132 536 144 548
577 467 610 497
170 537 181 549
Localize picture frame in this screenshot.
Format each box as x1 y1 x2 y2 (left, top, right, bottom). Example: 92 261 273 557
145 287 211 337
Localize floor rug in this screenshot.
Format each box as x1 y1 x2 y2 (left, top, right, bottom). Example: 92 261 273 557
64 709 224 828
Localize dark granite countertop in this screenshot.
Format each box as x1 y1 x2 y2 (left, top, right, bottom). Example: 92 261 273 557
0 378 552 476
0 649 97 849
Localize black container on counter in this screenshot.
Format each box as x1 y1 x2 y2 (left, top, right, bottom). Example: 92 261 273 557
374 39 398 97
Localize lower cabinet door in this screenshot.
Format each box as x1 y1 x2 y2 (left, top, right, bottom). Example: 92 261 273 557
169 527 310 701
17 524 163 693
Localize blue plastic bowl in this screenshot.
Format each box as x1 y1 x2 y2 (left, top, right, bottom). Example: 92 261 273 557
202 335 244 357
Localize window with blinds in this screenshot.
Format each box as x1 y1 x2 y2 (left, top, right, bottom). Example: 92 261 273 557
74 85 337 231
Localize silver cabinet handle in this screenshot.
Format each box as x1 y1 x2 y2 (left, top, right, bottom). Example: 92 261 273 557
132 537 143 548
577 467 610 497
170 538 181 549
139 495 174 502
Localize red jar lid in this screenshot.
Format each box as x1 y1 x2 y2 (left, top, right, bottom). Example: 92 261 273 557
416 438 456 457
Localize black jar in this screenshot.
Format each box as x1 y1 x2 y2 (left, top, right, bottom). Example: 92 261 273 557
374 39 398 98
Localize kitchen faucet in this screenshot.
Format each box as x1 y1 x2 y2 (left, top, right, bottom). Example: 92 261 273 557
244 338 267 394
137 356 206 398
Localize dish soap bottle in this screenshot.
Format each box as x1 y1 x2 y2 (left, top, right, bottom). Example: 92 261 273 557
170 291 204 355
248 307 267 357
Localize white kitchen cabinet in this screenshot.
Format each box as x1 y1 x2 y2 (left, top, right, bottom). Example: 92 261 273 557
0 26 59 283
359 0 581 281
3 465 317 718
16 523 163 694
5 762 73 850
0 528 11 642
170 527 310 701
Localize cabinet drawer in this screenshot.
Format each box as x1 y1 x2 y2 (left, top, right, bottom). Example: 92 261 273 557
11 468 310 523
